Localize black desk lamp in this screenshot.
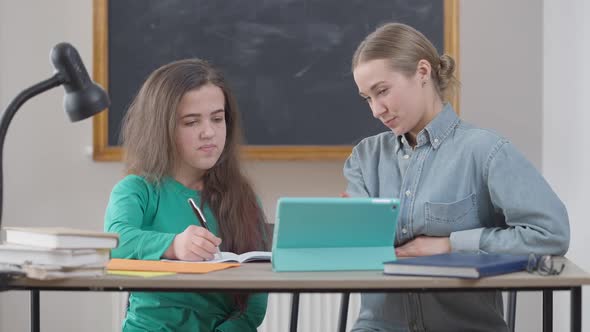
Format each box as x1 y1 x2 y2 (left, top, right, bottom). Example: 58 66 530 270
0 42 109 230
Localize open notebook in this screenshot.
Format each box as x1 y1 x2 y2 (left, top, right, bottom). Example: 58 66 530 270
209 251 271 263
164 251 271 264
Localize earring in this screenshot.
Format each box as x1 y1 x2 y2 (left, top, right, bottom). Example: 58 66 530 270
421 80 427 87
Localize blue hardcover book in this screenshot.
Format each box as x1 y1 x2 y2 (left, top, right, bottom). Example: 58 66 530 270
383 253 529 279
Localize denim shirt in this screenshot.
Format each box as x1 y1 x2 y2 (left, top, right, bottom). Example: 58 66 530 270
344 104 569 332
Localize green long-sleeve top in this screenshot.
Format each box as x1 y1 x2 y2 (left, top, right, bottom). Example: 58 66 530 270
104 175 268 332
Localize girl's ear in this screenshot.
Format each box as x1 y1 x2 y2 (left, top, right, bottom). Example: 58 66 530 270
415 59 432 81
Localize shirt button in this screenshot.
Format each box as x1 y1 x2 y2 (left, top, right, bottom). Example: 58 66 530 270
403 154 410 159
434 138 439 143
401 227 408 234
405 190 411 197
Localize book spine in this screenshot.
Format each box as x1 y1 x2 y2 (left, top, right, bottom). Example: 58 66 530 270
478 261 528 277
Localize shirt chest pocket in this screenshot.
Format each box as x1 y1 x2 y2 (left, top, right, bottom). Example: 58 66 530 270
424 193 478 236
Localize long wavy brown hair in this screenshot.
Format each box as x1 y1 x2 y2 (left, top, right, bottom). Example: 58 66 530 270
121 58 268 312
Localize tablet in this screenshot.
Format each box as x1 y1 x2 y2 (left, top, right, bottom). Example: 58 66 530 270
272 197 400 271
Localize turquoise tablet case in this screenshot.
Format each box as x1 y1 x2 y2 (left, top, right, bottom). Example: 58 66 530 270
272 197 400 272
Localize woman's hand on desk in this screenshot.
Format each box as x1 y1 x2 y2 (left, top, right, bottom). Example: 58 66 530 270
162 225 222 261
395 236 451 257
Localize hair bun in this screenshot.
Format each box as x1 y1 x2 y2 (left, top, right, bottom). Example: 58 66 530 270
438 54 455 76
437 54 456 91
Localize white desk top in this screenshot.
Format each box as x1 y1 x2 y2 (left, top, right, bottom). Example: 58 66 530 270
4 257 590 292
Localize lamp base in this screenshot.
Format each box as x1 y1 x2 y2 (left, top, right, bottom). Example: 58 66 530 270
0 269 25 289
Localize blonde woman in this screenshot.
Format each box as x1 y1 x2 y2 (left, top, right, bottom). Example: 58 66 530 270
345 23 570 332
105 59 268 332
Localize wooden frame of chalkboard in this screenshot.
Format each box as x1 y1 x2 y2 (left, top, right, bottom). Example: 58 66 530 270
92 0 459 161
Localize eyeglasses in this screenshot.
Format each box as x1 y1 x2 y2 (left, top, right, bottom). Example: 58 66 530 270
526 254 565 276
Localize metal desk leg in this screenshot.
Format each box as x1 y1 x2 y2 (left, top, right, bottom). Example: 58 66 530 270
507 291 517 332
543 290 553 332
290 293 300 332
571 287 581 332
338 292 350 332
31 290 39 332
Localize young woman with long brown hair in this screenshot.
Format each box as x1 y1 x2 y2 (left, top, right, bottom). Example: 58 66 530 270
104 59 268 331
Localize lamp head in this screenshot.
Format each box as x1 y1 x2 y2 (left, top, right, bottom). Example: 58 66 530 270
50 42 109 122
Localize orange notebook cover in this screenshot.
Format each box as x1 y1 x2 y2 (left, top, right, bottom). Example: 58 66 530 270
107 258 239 274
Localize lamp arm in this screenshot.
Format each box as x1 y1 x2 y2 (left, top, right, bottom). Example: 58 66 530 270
0 72 66 229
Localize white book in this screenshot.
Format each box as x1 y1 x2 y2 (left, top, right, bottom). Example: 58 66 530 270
0 244 110 267
4 227 119 249
21 264 106 280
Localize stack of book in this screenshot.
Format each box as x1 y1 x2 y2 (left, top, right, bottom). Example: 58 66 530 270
0 227 118 280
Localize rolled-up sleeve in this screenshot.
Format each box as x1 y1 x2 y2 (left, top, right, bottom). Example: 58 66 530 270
452 140 570 255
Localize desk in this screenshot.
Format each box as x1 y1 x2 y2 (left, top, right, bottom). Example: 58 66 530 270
2 257 589 332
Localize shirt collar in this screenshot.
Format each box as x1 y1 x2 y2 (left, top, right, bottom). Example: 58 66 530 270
395 135 403 152
394 103 459 151
424 103 459 149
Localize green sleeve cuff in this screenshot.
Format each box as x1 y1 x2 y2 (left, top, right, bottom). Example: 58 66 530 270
137 232 175 260
110 228 175 260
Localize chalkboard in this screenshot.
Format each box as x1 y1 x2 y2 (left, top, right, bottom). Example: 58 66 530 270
92 0 458 161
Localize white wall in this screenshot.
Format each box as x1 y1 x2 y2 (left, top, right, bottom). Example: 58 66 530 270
0 1 123 331
0 0 566 331
461 1 543 331
543 0 590 331
461 0 543 168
